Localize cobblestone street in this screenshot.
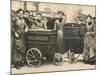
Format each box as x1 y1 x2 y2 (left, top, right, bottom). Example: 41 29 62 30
11 54 95 74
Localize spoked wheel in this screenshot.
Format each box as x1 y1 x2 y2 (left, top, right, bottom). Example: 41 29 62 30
26 48 42 67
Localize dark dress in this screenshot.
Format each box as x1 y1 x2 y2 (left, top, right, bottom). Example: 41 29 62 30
13 17 27 63
24 17 33 28
47 18 56 29
11 16 16 64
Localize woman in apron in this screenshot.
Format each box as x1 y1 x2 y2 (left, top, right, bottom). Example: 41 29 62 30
53 11 66 66
13 9 28 69
83 15 96 64
54 11 66 53
11 10 16 66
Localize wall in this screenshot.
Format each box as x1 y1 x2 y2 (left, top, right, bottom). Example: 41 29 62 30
11 0 96 22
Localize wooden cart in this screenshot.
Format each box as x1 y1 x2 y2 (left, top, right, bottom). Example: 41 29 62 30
25 29 57 67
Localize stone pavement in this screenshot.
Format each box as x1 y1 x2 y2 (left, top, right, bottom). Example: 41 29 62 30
11 54 95 74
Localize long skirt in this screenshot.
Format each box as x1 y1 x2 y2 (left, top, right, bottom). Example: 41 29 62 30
11 34 14 64
57 30 64 53
83 33 96 62
13 36 25 63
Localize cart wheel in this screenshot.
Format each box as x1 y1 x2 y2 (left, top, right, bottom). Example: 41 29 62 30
26 48 42 67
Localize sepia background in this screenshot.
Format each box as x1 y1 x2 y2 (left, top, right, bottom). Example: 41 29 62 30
11 0 96 74
12 0 95 23
0 0 99 75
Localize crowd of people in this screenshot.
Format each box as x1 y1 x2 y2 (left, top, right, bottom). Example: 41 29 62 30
11 8 96 69
11 9 66 30
11 9 66 69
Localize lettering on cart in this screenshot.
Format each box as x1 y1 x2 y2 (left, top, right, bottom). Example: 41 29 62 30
27 35 48 41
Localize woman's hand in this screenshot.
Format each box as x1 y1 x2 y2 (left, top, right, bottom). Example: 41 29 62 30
25 26 29 32
86 32 91 35
86 32 95 36
15 32 19 38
